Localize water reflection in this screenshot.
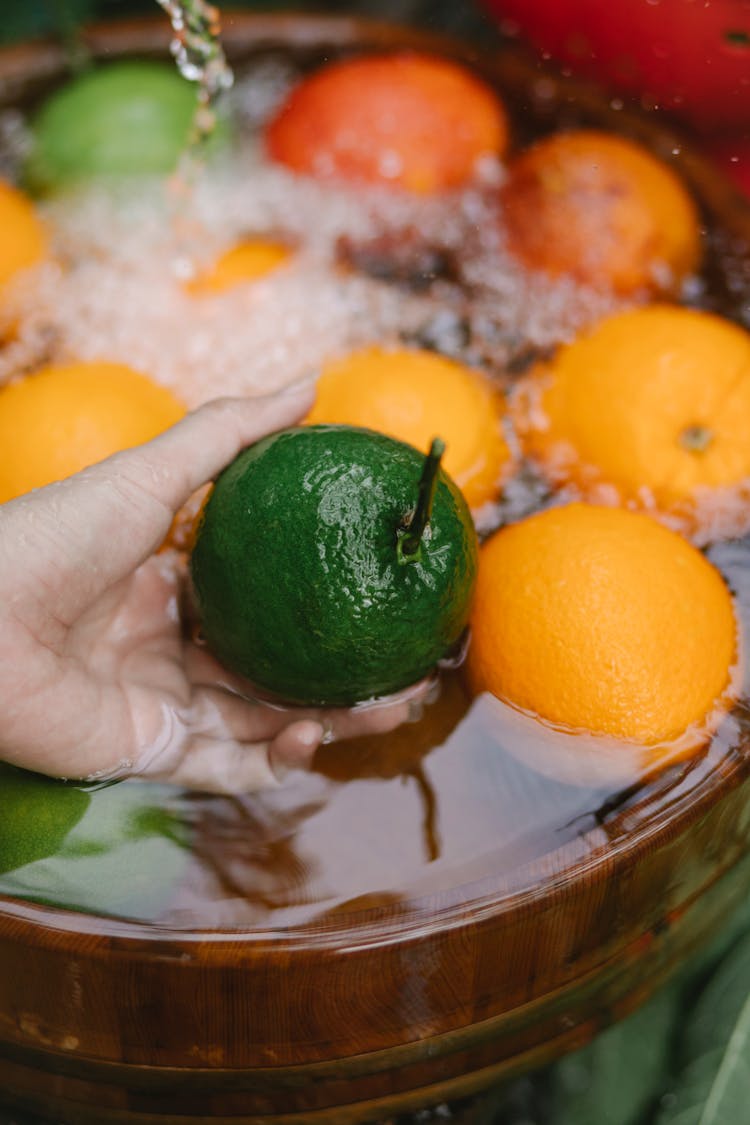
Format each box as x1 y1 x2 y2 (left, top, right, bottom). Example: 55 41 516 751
3 532 750 936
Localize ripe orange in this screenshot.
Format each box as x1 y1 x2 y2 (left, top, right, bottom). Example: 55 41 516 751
186 239 291 295
516 305 750 532
466 503 737 760
0 179 48 296
266 52 508 194
501 129 701 294
305 346 512 508
0 360 185 503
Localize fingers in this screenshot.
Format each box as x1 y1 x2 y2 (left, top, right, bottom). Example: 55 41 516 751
1 387 313 626
298 678 435 741
137 718 323 796
270 720 326 773
156 737 284 794
127 657 433 795
131 676 324 794
187 655 435 744
110 386 315 516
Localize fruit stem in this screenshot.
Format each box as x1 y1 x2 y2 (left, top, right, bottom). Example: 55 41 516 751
398 438 445 564
680 423 714 453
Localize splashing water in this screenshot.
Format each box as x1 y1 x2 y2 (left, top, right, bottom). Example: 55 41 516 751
155 0 234 162
154 0 234 267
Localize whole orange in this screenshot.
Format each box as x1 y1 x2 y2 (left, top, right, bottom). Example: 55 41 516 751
0 179 48 296
0 361 185 503
466 503 737 755
516 305 750 531
306 346 512 508
501 129 701 294
266 52 508 194
186 239 291 295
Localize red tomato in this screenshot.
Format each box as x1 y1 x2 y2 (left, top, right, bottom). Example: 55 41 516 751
483 0 750 131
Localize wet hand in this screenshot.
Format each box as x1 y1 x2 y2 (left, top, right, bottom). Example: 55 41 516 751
0 389 424 793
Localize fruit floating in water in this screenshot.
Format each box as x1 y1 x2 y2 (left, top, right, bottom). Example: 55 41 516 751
266 52 508 194
0 766 190 920
24 61 229 192
0 765 90 875
467 503 738 760
516 305 750 534
501 129 701 294
190 425 478 706
306 346 512 509
0 360 185 503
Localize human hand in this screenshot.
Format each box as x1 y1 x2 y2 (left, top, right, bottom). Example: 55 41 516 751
0 388 426 794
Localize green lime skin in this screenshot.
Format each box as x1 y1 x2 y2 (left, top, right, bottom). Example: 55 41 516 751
190 425 479 706
0 764 90 875
24 61 229 193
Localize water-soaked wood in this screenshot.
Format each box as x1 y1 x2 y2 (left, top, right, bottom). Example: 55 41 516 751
0 13 749 1123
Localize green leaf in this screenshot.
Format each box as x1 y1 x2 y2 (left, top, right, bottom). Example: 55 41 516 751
545 978 685 1125
655 933 750 1125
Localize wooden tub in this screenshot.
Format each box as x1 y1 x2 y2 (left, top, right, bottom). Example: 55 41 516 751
0 13 750 1123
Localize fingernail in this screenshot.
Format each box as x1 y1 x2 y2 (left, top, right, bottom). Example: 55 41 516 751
298 720 326 748
320 718 335 745
407 699 424 723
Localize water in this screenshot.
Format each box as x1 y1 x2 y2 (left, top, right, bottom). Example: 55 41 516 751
155 0 233 156
0 42 749 939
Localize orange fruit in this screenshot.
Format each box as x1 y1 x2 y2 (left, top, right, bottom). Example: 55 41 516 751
466 503 737 758
0 360 185 503
305 346 512 508
266 52 508 194
186 239 291 295
516 305 750 530
0 179 48 296
501 129 701 294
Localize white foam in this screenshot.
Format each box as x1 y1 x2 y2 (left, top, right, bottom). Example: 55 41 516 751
0 59 626 407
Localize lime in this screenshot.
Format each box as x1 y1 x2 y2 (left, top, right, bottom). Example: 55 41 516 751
0 764 90 874
24 61 229 193
190 425 479 706
0 769 191 921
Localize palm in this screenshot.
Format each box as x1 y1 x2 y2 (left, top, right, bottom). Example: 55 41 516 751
0 393 423 792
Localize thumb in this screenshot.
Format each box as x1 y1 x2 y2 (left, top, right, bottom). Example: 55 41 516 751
0 386 314 623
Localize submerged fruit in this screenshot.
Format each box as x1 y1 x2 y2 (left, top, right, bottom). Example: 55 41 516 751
266 52 508 194
0 768 190 920
25 61 228 192
0 765 90 875
466 503 737 756
190 425 478 705
186 239 292 295
0 360 185 503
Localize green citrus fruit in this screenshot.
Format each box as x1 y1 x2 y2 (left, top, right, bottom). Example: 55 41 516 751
0 764 90 874
24 61 229 193
0 768 190 920
190 425 479 706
